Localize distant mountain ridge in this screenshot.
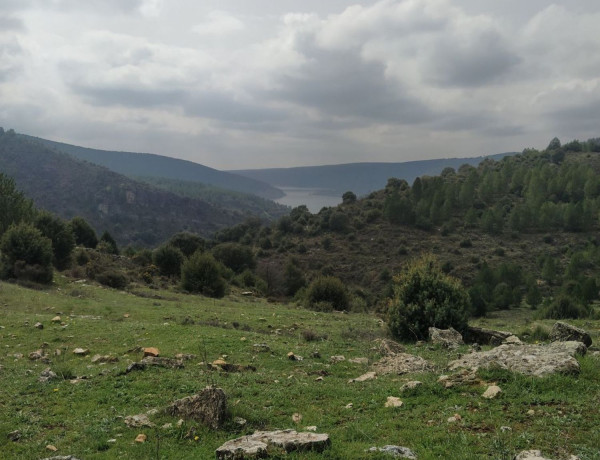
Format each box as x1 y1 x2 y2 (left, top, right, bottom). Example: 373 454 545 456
232 154 515 197
23 135 284 200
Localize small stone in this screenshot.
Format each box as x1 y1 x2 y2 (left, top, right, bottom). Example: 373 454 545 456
345 403 353 409
500 426 511 432
73 348 89 356
134 434 147 443
502 335 522 345
54 349 62 356
287 352 296 360
330 355 345 363
253 343 270 352
51 316 61 323
367 445 417 459
527 409 535 416
28 349 44 360
39 367 58 383
212 359 227 367
514 450 551 460
34 322 44 329
46 444 58 451
7 430 21 441
305 426 317 432
349 371 377 383
123 314 130 318
292 413 302 423
91 354 118 363
385 396 403 408
124 414 154 428
482 385 502 399
161 423 173 430
315 376 324 382
447 414 462 423
400 381 423 392
146 409 159 415
142 347 160 357
107 438 117 443
240 337 247 341
177 419 184 427
311 351 321 358
234 417 247 427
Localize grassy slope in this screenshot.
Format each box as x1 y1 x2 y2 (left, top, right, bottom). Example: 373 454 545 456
0 280 599 459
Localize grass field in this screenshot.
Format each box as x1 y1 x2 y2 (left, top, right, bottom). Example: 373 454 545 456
1 276 599 459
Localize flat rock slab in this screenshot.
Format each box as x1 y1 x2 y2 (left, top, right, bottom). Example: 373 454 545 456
448 341 586 377
373 353 433 375
216 430 330 459
367 445 417 459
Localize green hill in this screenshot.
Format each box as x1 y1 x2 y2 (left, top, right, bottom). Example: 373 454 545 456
23 134 284 200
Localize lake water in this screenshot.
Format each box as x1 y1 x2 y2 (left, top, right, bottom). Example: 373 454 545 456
275 187 342 213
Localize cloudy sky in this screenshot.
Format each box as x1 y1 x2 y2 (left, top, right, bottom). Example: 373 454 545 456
1 0 599 169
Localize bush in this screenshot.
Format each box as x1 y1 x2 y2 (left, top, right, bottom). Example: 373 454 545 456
153 245 184 277
540 295 591 319
211 242 256 274
95 270 128 290
70 217 98 248
306 276 349 311
99 231 119 255
181 253 227 298
35 211 75 270
387 255 469 341
168 232 205 257
0 222 53 284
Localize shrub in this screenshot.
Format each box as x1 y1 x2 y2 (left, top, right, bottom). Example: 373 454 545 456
0 222 53 284
306 276 349 311
540 295 591 319
284 261 306 296
211 242 256 274
459 239 472 248
95 270 128 290
387 254 469 341
153 245 184 278
181 253 227 298
99 231 119 255
70 217 98 248
35 211 75 270
168 232 205 257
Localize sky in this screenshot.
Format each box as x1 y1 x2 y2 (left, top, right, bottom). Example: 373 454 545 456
1 0 599 170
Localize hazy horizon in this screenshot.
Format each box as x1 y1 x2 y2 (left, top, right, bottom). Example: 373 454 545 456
1 1 599 169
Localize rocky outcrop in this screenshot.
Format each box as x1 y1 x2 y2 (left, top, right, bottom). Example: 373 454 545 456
429 327 464 348
216 430 330 459
448 341 586 377
166 387 227 430
550 322 592 348
373 353 433 375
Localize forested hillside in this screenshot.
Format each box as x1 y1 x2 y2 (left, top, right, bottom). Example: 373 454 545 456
23 134 284 200
0 129 242 246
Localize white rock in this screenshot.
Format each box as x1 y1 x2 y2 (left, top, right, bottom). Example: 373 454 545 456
482 385 502 399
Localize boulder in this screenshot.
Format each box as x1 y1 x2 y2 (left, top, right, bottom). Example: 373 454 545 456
429 327 464 348
482 385 502 399
166 386 227 430
373 353 433 375
216 430 330 459
366 445 417 459
448 341 586 377
550 322 592 348
464 326 512 346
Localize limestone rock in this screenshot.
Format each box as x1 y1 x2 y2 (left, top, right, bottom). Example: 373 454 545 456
46 445 58 451
514 450 551 460
385 396 403 408
448 341 586 377
373 338 405 356
438 369 481 388
34 322 44 329
134 434 147 443
330 355 345 363
287 352 303 361
502 335 522 345
142 347 160 357
216 430 330 459
28 349 45 360
73 348 89 356
166 386 227 430
292 413 302 423
124 414 154 428
40 456 81 460
367 445 417 459
482 385 502 399
91 354 119 363
349 371 377 383
464 326 512 346
550 322 592 348
39 367 58 383
429 327 464 348
51 316 61 323
348 357 369 365
373 353 433 375
253 343 270 353
400 381 423 392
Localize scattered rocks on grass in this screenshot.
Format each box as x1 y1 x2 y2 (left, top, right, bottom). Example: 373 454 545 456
429 327 464 348
400 381 423 392
464 326 512 346
550 322 592 347
142 347 160 357
166 386 227 430
124 414 154 428
216 430 330 459
482 385 502 399
73 348 89 356
373 353 433 375
385 396 403 408
39 367 58 383
448 341 586 377
349 371 377 383
438 369 481 389
366 445 417 459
